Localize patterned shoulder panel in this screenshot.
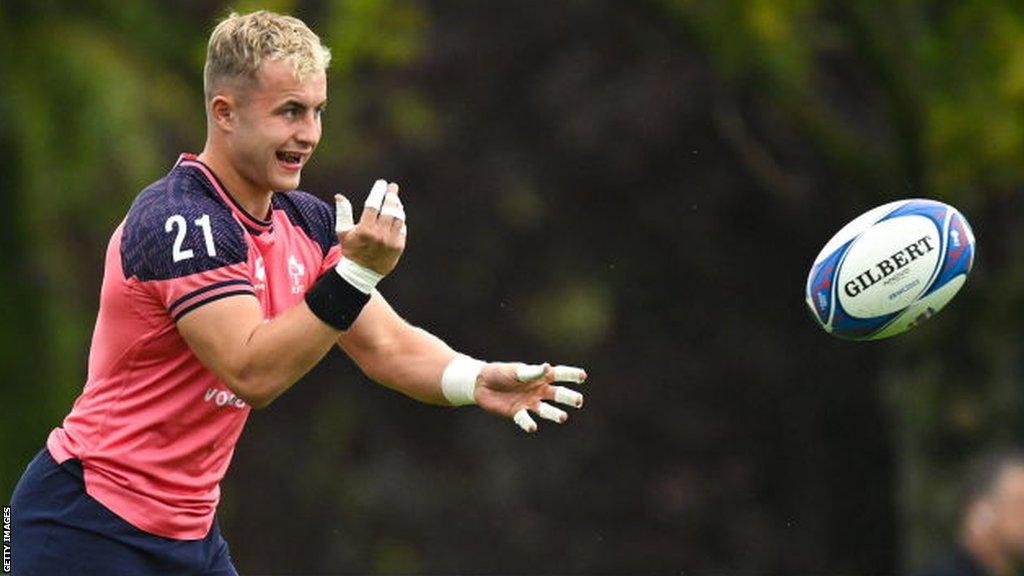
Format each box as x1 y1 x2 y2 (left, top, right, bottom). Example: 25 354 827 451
272 190 337 257
122 170 249 281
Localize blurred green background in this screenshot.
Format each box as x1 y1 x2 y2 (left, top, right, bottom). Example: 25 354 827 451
3 0 1024 573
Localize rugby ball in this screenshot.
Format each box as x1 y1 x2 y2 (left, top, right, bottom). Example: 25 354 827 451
805 199 975 340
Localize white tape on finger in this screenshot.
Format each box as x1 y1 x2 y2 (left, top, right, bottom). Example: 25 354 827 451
553 386 584 408
552 365 586 384
515 364 545 382
365 179 387 211
537 402 567 423
335 196 354 233
380 194 406 220
513 408 537 433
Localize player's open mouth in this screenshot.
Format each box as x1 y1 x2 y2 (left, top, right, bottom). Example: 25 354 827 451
275 151 304 171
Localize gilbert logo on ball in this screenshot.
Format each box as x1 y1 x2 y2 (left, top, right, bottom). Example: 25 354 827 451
805 199 975 340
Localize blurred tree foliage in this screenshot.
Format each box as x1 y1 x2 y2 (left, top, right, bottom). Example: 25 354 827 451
0 0 203 500
661 0 1024 564
3 0 1024 573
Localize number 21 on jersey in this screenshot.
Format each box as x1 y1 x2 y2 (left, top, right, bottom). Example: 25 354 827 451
165 214 217 262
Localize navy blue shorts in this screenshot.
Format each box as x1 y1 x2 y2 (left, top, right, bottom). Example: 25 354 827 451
9 448 237 576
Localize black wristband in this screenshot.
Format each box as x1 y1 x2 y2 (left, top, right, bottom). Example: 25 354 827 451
305 269 372 330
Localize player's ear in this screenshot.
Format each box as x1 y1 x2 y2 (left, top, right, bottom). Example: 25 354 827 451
208 94 236 132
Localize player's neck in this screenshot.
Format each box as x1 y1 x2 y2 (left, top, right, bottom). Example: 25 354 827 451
196 148 272 222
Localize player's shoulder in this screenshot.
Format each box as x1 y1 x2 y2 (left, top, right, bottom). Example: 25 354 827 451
272 190 335 256
126 169 235 228
121 170 248 281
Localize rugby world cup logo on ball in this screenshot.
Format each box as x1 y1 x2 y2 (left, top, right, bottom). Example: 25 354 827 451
805 199 975 340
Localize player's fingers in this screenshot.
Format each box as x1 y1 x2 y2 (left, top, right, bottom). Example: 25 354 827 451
552 386 584 408
335 194 355 234
382 191 407 237
515 363 547 382
552 365 587 384
513 408 538 433
380 188 405 221
361 179 387 221
374 184 402 231
536 402 568 424
385 219 408 239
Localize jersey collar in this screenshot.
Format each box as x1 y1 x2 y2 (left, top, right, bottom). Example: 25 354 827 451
175 153 273 234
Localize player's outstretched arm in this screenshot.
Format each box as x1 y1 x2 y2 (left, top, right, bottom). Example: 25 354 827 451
336 292 456 405
338 293 588 432
178 181 407 409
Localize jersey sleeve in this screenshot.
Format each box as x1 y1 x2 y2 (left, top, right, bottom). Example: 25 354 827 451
322 244 342 273
274 190 341 275
121 182 256 321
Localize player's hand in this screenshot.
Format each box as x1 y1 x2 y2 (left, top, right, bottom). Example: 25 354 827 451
334 179 407 276
474 362 587 433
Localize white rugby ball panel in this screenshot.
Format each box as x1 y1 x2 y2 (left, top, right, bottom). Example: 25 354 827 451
836 216 942 318
812 200 908 266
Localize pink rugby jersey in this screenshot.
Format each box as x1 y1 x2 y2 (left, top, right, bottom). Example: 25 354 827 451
47 154 341 539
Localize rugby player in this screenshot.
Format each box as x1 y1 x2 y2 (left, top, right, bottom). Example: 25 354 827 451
9 11 586 575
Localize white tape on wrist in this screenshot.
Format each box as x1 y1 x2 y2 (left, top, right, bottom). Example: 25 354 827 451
441 355 485 406
335 257 384 294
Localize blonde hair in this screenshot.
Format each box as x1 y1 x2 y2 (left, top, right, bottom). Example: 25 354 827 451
204 10 331 102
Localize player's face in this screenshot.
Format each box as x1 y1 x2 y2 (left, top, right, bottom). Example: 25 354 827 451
231 58 327 194
994 466 1024 558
